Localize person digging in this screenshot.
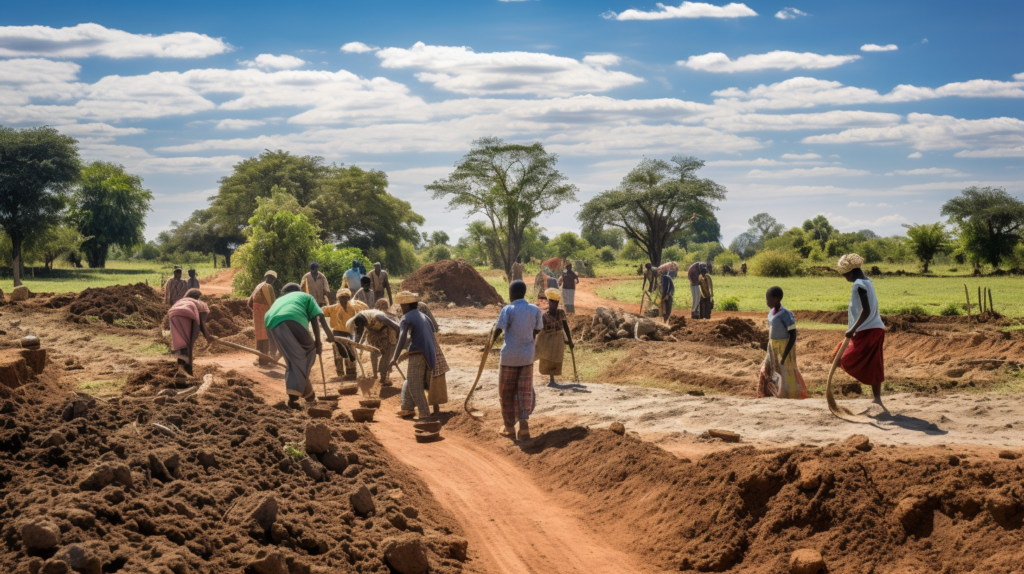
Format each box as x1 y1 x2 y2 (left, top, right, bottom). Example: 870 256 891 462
491 280 544 440
537 288 574 387
350 309 400 388
264 283 337 406
832 254 887 410
167 289 216 377
323 288 368 380
389 291 437 420
247 270 279 367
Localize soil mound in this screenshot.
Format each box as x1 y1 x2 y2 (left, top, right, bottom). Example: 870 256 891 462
66 283 164 328
0 367 467 573
202 296 253 338
400 260 504 307
123 361 218 393
676 317 766 347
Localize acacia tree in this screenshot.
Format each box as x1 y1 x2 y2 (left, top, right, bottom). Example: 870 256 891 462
578 156 725 266
903 222 950 273
73 162 153 268
0 126 80 286
427 137 577 274
941 186 1024 268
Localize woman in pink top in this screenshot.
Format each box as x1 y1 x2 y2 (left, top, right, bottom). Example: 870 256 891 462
167 289 216 376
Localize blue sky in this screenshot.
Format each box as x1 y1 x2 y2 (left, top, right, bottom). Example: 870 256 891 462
2 1 1022 245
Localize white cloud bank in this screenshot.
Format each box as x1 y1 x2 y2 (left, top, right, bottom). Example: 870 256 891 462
341 42 378 54
747 167 870 178
775 7 806 20
603 2 757 21
241 54 305 70
0 23 230 58
679 51 860 72
861 44 898 52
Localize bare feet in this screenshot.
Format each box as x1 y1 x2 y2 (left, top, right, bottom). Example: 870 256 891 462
499 425 515 437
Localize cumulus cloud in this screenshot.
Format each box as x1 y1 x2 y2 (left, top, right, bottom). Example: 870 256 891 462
908 152 923 158
679 51 860 73
802 113 1024 151
747 167 870 178
954 145 1024 158
603 1 757 20
241 54 305 70
892 168 965 176
216 119 266 130
775 7 806 20
702 110 899 132
861 44 897 52
341 42 378 54
781 152 820 160
0 23 230 58
375 42 642 96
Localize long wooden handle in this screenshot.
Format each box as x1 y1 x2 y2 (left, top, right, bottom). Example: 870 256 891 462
210 338 281 366
826 337 851 416
464 325 496 418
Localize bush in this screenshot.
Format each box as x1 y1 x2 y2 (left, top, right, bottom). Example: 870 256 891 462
427 244 452 262
939 302 963 316
881 304 929 316
662 245 684 263
719 296 740 311
599 246 616 262
368 240 421 277
314 245 371 291
715 250 740 269
748 250 803 277
620 239 645 261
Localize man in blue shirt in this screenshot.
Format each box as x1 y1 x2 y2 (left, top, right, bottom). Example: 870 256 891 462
344 259 362 293
390 291 437 419
491 280 544 440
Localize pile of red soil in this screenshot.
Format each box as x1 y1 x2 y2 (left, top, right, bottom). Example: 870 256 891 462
675 317 766 347
400 260 504 307
66 283 165 328
200 296 253 338
0 367 467 573
449 417 1024 573
123 361 218 392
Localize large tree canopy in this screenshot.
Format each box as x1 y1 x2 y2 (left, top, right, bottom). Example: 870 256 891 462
0 126 80 286
73 161 153 268
577 156 726 266
427 137 577 273
941 186 1024 268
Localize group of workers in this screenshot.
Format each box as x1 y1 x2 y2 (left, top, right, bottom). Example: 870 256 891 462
524 259 580 314
642 260 714 322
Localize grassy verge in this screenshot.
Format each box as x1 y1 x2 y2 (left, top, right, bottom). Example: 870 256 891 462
79 378 126 398
0 260 222 294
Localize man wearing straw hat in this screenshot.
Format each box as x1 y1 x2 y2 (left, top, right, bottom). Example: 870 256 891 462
247 270 279 367
833 254 887 408
265 283 337 405
389 291 437 419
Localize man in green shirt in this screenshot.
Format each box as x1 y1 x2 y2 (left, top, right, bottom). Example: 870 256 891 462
265 283 336 404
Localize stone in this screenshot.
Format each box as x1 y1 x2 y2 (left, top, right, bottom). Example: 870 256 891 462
41 432 66 448
997 450 1020 460
893 496 926 530
249 550 288 574
845 434 872 452
321 451 348 473
388 512 408 530
20 518 61 551
350 484 376 516
382 534 430 574
21 335 41 349
300 457 324 481
53 544 102 574
78 464 115 491
10 286 31 302
305 423 332 454
708 429 741 443
447 537 469 561
342 464 362 478
307 407 333 419
789 549 825 574
40 559 70 574
402 506 419 519
609 422 625 436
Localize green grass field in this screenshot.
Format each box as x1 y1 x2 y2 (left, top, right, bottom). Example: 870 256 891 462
596 274 1024 317
0 260 222 294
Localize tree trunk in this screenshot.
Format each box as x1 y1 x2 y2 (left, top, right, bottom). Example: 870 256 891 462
11 235 22 287
646 237 663 267
85 244 108 268
223 250 231 268
213 253 217 268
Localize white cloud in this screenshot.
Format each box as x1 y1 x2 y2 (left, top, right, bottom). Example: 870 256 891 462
241 54 305 70
1016 72 1024 81
747 166 870 178
830 214 907 228
215 119 266 130
341 42 378 54
908 152 923 158
0 23 230 58
861 44 898 52
775 7 806 20
582 54 621 67
706 158 782 167
894 180 1024 192
802 113 1024 151
0 59 83 105
702 110 900 132
781 152 820 160
892 168 966 176
375 42 642 96
848 202 867 207
679 51 860 73
603 2 757 20
955 145 1024 158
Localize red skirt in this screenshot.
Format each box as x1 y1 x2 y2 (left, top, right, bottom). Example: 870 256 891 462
832 328 885 387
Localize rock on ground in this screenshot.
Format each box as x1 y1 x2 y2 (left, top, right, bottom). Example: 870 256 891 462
845 434 872 452
609 422 625 436
382 534 430 574
350 484 376 516
20 518 61 551
790 549 825 574
305 423 332 454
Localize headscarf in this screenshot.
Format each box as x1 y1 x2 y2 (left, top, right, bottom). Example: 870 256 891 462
374 298 391 312
264 270 278 279
544 288 561 302
837 253 865 274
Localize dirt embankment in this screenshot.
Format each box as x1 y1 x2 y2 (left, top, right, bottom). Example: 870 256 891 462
0 365 468 573
447 415 1024 573
400 260 504 307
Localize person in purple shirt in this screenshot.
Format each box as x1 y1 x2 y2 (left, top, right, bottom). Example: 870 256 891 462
390 291 437 419
491 280 544 440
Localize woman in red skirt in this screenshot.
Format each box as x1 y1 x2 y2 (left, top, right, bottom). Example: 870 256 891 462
835 254 887 409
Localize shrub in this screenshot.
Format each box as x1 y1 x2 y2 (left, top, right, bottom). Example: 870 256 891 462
715 250 740 269
748 250 803 277
599 246 616 262
620 239 645 261
882 304 929 316
939 302 963 316
719 296 740 311
662 245 684 263
427 244 452 262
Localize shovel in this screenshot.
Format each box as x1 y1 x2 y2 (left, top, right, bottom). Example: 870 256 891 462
826 337 878 425
210 338 281 366
464 325 496 420
567 340 579 383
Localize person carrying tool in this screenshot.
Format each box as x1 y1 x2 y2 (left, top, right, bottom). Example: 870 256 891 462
833 254 887 408
660 272 675 322
351 308 400 387
536 288 574 387
323 288 368 380
369 262 393 307
300 262 331 307
344 259 363 292
164 266 190 306
247 270 279 367
686 262 703 319
491 280 544 440
265 283 336 405
186 268 200 290
403 301 450 414
558 262 579 314
758 286 808 399
167 288 216 377
389 291 436 419
698 265 714 320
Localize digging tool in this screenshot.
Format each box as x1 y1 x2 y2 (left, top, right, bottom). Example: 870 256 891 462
317 346 328 397
464 325 497 420
210 338 282 366
826 337 877 425
567 339 579 383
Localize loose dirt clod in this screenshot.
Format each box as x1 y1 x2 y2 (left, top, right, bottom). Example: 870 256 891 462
400 260 504 307
790 549 825 574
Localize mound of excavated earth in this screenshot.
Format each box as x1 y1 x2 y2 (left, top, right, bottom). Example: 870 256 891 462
400 260 503 307
66 284 165 328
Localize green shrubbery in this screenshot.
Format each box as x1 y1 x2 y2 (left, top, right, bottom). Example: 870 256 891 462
881 304 929 316
748 250 803 277
718 296 740 311
599 246 616 262
939 302 963 316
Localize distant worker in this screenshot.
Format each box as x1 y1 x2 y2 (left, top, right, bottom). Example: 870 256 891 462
534 270 547 301
491 280 544 441
164 266 190 306
642 263 660 294
369 262 393 307
300 262 330 307
740 261 748 275
759 286 807 399
390 291 435 419
698 265 714 320
344 260 363 292
186 268 200 290
265 283 336 405
658 261 679 279
357 260 367 276
247 270 279 367
510 257 524 282
558 262 580 314
536 288 574 386
660 271 675 322
323 288 368 380
351 308 400 387
686 262 702 319
834 254 887 409
354 276 375 308
167 289 215 377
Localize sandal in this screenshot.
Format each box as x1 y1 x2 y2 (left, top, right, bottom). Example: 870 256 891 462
499 426 515 437
396 409 415 418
